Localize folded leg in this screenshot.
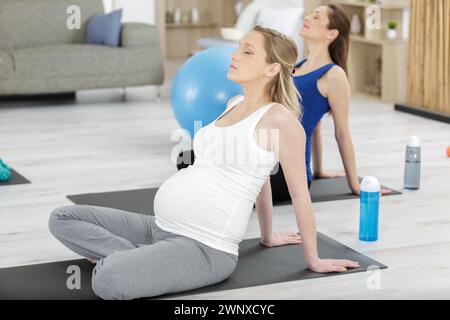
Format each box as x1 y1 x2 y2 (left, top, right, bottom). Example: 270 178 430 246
48 205 157 261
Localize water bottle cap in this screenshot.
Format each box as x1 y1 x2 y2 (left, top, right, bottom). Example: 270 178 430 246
407 136 421 147
360 176 381 192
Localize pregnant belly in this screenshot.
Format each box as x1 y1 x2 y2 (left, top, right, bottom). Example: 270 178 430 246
153 166 234 230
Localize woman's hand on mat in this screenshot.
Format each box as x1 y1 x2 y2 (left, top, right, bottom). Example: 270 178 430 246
351 185 393 196
350 185 361 195
316 172 393 197
307 258 360 273
259 232 302 248
314 170 346 179
381 188 393 196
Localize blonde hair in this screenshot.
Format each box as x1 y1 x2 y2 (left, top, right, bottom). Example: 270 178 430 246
253 25 302 119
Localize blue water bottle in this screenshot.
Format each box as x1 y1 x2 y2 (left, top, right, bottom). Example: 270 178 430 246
359 176 381 242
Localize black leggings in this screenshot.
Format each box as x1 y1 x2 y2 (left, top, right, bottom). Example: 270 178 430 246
177 150 312 204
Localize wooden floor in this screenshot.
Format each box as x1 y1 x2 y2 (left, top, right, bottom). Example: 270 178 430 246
1 60 449 299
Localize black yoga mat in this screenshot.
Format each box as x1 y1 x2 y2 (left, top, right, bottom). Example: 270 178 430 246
176 151 401 204
0 168 31 186
0 232 387 300
270 165 401 204
68 188 158 216
301 177 400 204
67 177 401 215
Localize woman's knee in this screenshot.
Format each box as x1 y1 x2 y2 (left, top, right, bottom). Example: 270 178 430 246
48 205 78 236
91 250 174 300
92 258 125 300
91 255 141 300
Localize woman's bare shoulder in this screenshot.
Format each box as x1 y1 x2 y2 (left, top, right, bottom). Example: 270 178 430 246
264 103 305 133
325 65 348 83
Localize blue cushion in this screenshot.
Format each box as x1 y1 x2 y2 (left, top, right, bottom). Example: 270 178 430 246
85 9 123 47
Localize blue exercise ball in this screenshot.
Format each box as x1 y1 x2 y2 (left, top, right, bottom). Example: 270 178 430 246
171 46 243 138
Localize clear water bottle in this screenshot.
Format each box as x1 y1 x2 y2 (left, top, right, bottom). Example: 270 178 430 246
359 176 381 242
404 136 421 190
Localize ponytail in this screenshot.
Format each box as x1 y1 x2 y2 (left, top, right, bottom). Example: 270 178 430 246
326 4 350 75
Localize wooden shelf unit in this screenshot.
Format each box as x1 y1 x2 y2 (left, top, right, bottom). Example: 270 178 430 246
333 0 408 9
328 0 409 102
156 0 251 60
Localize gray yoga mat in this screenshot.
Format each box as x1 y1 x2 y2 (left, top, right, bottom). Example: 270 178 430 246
0 168 31 186
0 232 387 300
67 177 401 215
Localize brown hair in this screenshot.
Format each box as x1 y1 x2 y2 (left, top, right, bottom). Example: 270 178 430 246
326 4 350 74
253 25 301 119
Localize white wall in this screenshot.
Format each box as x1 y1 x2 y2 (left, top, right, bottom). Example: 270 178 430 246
103 0 156 24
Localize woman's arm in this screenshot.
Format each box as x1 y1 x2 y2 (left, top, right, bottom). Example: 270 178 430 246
311 122 324 175
312 122 346 179
275 110 319 265
256 177 302 247
272 105 359 272
327 68 360 193
314 69 391 195
255 178 273 243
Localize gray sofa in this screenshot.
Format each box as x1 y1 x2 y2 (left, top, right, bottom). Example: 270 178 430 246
0 0 164 96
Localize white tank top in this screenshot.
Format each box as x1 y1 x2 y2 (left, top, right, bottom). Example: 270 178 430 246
154 96 278 256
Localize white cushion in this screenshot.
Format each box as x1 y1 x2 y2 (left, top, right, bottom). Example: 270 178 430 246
256 7 303 38
227 1 305 60
255 6 304 60
235 0 302 32
235 0 273 33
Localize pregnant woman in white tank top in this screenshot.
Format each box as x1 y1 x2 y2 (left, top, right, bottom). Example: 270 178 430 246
156 26 359 272
155 95 279 256
49 26 359 300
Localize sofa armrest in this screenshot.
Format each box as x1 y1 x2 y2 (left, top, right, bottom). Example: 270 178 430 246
121 23 161 48
0 50 14 78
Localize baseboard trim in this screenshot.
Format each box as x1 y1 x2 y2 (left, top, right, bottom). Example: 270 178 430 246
394 103 450 124
0 92 76 103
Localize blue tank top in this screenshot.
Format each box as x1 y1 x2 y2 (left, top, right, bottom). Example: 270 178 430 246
293 59 335 182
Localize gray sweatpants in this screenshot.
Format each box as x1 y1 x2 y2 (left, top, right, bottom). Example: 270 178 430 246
48 205 238 300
